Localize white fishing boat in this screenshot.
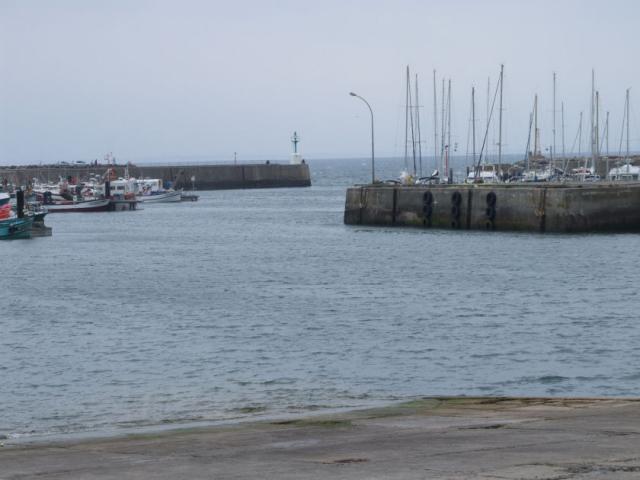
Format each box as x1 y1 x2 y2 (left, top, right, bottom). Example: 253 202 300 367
44 198 111 213
136 179 182 203
139 189 182 203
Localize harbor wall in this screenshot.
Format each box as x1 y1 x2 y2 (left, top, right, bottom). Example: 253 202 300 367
344 183 640 233
0 163 311 190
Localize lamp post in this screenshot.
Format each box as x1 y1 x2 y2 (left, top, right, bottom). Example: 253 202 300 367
350 92 375 184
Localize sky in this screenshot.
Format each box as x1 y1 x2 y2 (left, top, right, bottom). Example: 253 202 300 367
1 0 639 164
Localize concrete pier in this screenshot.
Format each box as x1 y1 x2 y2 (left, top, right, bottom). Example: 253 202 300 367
345 182 640 233
0 163 311 191
2 397 640 479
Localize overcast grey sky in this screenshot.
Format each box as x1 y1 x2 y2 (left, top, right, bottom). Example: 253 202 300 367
1 0 638 164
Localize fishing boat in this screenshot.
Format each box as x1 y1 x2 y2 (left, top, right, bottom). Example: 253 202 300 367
44 198 111 213
136 179 182 203
0 192 11 215
609 164 640 181
0 217 33 240
0 192 33 239
139 189 182 203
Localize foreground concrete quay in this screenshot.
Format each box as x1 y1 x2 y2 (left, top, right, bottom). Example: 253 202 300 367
2 397 640 479
344 183 640 232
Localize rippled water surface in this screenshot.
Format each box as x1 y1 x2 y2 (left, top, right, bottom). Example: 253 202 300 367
2 158 640 440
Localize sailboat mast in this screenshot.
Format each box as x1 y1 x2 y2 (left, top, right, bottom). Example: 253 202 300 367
581 109 589 174
486 77 490 163
441 78 446 172
578 111 583 158
433 69 438 171
409 74 417 176
472 86 476 165
590 69 595 171
526 111 533 171
447 79 452 180
626 88 630 165
561 101 566 159
606 111 610 156
595 91 600 163
404 66 410 171
553 72 556 172
498 64 504 175
415 73 423 177
605 110 610 179
534 94 539 157
447 79 451 153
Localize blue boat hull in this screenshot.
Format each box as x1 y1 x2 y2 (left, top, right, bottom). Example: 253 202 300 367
0 217 33 240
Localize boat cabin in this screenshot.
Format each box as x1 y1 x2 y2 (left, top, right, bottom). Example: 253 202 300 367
609 164 640 181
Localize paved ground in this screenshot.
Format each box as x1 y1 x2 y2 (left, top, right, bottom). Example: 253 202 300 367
2 397 640 479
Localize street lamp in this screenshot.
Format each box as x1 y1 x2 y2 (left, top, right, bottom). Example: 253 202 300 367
350 92 375 184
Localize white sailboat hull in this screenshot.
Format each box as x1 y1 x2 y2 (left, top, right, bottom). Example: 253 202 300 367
137 190 182 203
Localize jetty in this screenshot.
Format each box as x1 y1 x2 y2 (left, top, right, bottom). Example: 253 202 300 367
345 182 640 233
0 162 311 191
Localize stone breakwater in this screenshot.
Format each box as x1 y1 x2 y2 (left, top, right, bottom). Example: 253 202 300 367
344 182 640 233
0 163 311 190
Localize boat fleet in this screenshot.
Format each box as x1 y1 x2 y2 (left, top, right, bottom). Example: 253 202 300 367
386 65 638 187
0 168 198 240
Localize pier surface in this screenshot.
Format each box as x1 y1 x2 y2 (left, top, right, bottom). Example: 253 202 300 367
0 163 311 190
2 397 640 479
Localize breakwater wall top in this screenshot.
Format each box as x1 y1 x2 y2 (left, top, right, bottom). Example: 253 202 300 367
0 163 311 190
345 182 640 233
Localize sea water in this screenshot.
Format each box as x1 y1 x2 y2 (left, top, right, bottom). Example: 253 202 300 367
2 158 640 440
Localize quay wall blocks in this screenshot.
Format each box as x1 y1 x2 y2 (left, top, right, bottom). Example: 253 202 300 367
0 164 311 190
344 183 640 233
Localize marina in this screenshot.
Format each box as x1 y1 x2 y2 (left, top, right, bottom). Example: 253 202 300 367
0 140 311 239
344 65 640 233
3 1 640 477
